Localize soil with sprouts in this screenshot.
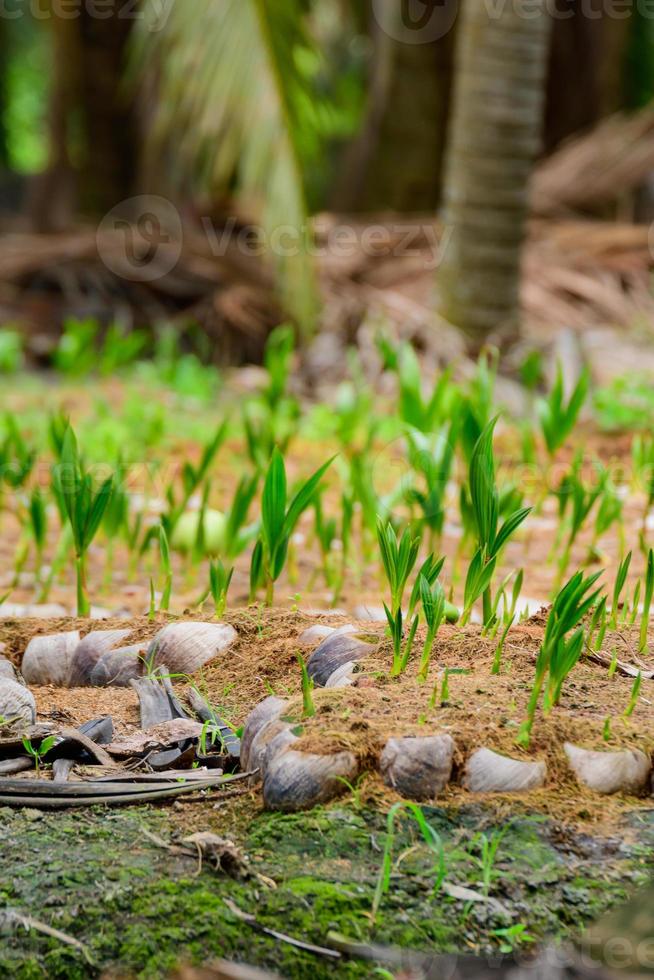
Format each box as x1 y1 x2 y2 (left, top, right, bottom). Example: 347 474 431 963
0 370 653 978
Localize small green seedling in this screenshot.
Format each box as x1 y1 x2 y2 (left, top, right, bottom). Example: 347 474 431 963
417 575 446 682
250 448 334 605
610 551 632 629
209 559 234 618
468 418 531 624
538 363 589 457
295 652 316 718
372 801 446 922
623 672 642 719
52 426 114 617
517 570 602 746
22 735 57 776
377 518 420 618
159 523 172 612
639 549 654 652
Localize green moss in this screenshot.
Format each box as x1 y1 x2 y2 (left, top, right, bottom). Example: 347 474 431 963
1 804 653 978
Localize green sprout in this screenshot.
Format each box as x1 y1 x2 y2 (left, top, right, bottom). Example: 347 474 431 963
417 575 446 682
610 551 632 629
295 652 316 718
517 570 602 746
538 363 589 457
623 672 643 719
250 448 334 606
22 735 57 776
372 801 446 922
208 558 234 618
468 418 531 625
639 548 654 653
52 426 114 617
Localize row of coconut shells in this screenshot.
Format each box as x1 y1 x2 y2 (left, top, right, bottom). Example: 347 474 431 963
242 627 654 811
241 695 654 811
12 621 237 689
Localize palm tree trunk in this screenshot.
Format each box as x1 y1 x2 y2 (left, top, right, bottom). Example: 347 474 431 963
438 0 552 344
333 0 455 212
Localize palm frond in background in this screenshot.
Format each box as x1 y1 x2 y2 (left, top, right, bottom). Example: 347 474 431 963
138 0 322 330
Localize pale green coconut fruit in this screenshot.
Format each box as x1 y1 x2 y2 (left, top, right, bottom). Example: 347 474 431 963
171 509 227 555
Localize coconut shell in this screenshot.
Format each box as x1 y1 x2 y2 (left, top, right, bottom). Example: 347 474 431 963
297 624 356 650
21 631 81 687
324 662 356 688
146 622 237 675
240 696 287 771
0 656 17 681
0 678 36 729
564 743 652 796
68 630 132 687
248 720 298 776
263 748 359 812
89 646 145 687
380 735 455 801
307 633 374 687
465 747 547 793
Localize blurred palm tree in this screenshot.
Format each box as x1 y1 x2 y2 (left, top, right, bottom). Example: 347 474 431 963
438 0 553 344
138 0 324 331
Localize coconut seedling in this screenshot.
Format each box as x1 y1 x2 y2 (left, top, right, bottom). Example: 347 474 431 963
537 362 589 458
468 418 531 625
250 447 334 605
27 487 47 584
631 432 654 529
589 596 608 652
553 456 603 587
102 462 129 586
591 480 623 559
491 616 515 675
208 559 234 618
639 548 654 652
610 551 632 629
407 554 445 621
417 575 446 682
158 523 173 612
377 518 421 676
378 337 458 434
405 426 456 546
517 570 602 747
164 420 228 536
0 417 35 524
458 348 498 464
295 652 316 718
312 494 337 589
52 426 114 617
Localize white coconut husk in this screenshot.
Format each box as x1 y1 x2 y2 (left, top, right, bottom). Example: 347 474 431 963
465 747 547 794
564 743 652 796
380 735 455 801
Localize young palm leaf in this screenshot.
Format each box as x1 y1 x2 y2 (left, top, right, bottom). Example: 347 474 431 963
538 363 589 456
138 0 320 328
417 576 446 682
639 548 654 653
377 519 420 617
468 418 531 624
610 551 632 629
251 448 334 605
52 427 114 617
517 570 602 746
